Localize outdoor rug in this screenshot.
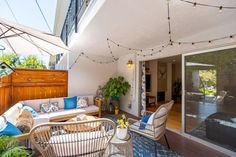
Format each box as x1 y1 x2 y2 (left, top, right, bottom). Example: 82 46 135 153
104 114 183 157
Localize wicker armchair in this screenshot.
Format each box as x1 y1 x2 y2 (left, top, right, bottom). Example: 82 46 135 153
128 100 174 149
29 118 115 157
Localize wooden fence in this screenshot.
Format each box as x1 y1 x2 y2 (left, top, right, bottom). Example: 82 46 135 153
0 68 68 114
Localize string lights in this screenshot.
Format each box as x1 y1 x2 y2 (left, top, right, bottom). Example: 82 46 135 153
69 0 236 68
172 34 236 46
179 0 236 13
69 52 116 69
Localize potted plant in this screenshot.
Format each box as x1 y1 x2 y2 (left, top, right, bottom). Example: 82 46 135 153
116 114 129 140
0 136 32 157
102 76 131 115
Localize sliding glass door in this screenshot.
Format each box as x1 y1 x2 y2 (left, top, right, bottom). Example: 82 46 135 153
184 47 236 152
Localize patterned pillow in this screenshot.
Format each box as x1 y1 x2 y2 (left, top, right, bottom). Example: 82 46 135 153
77 97 88 108
40 102 59 113
15 109 33 133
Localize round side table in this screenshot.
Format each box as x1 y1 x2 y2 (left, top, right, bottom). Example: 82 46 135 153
105 133 133 157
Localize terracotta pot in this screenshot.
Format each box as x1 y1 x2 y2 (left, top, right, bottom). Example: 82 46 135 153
116 126 128 140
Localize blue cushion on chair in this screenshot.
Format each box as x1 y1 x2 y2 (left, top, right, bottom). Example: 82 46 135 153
139 114 151 130
64 96 77 109
22 105 39 117
0 122 22 136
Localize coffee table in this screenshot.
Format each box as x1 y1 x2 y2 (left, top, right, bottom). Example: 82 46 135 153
63 115 98 132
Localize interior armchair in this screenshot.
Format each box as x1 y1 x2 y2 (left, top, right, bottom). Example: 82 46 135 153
128 101 174 150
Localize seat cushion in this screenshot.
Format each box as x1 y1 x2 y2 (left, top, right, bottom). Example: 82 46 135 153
47 105 99 120
33 114 50 126
49 131 107 156
130 121 166 139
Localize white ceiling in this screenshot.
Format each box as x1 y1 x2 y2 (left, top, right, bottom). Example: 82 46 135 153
68 0 236 60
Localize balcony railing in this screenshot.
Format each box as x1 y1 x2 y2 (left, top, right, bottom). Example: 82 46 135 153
60 0 90 45
56 0 90 66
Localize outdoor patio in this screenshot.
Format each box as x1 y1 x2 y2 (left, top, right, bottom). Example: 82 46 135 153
1 0 236 157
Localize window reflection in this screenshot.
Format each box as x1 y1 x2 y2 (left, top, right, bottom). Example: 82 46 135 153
185 48 236 152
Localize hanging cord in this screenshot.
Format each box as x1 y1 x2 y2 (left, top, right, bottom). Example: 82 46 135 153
35 0 52 33
4 0 19 23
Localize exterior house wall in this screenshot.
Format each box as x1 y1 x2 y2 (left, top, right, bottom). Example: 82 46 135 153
68 57 117 96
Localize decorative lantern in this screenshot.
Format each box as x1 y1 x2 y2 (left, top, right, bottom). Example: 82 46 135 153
127 59 133 69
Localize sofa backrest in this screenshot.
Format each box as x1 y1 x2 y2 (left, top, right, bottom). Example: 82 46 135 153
21 95 94 111
22 98 50 112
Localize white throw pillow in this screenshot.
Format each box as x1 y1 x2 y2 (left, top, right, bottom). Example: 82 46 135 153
147 113 155 125
0 116 7 131
77 97 88 108
147 107 167 125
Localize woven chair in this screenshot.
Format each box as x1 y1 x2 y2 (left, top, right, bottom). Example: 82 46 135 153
29 118 115 157
128 100 174 150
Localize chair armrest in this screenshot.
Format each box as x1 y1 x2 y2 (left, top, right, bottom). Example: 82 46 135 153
128 118 154 129
15 133 30 141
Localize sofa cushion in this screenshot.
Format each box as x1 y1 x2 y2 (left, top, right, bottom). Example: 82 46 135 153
23 98 50 112
3 103 22 124
49 131 106 156
15 109 34 133
47 105 99 120
40 102 59 113
0 121 22 136
49 97 64 109
77 97 88 108
64 96 77 109
78 96 94 105
22 105 39 117
33 114 50 126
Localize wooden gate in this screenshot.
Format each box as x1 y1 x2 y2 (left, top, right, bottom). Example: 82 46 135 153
0 68 68 114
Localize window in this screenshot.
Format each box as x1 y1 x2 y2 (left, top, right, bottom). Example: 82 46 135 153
184 47 236 152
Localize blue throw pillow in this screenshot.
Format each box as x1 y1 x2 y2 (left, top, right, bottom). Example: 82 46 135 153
0 122 22 136
22 105 39 117
64 96 77 109
139 114 151 130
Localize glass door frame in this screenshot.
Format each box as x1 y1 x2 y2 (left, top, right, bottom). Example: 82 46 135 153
181 44 236 156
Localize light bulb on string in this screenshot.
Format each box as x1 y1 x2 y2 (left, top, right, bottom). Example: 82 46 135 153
219 6 223 13
193 2 197 9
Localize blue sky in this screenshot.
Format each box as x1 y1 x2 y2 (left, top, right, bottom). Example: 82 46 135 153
0 0 57 65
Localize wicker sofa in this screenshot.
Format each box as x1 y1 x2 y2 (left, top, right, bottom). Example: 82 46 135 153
3 95 101 129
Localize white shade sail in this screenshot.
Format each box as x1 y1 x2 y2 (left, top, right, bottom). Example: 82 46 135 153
0 18 70 56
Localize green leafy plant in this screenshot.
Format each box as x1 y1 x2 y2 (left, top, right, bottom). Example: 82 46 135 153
102 76 131 98
0 52 46 69
0 136 32 157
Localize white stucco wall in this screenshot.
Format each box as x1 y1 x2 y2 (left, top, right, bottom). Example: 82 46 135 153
117 53 139 116
68 57 117 96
